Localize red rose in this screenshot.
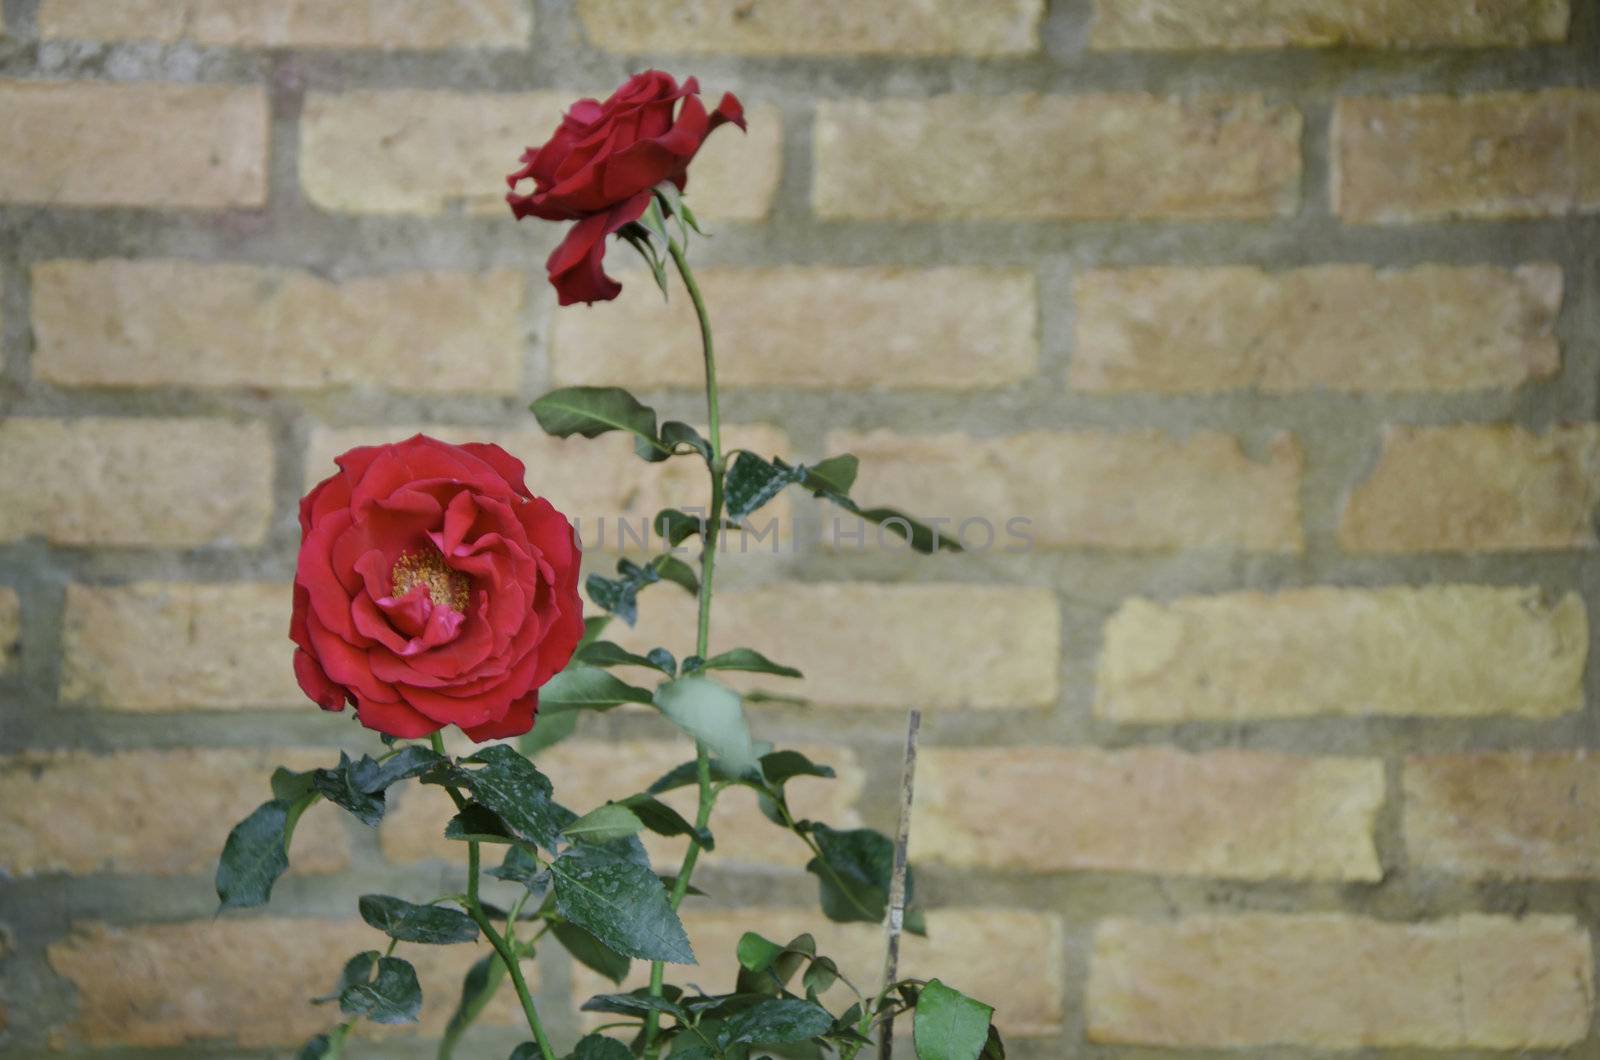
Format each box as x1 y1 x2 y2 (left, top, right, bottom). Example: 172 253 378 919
506 70 745 306
291 435 583 741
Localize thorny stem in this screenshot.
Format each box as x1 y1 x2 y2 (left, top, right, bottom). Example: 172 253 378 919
643 234 725 1060
428 732 556 1060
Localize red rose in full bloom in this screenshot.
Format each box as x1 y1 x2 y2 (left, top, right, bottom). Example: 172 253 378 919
506 71 745 306
291 435 583 741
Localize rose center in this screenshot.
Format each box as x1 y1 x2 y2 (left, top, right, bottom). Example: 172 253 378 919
390 546 470 612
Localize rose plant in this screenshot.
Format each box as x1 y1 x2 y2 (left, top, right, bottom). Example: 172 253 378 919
216 72 1002 1060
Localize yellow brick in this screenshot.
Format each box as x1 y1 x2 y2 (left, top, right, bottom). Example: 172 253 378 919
0 587 17 673
831 429 1303 552
614 583 1060 710
39 0 531 48
815 94 1300 220
1335 90 1600 222
381 739 861 871
1098 585 1586 722
1088 914 1593 1049
61 583 303 711
33 261 524 394
305 422 791 551
1341 424 1600 553
914 747 1382 880
302 91 779 219
1072 264 1561 393
0 81 266 208
1091 0 1570 49
577 0 1041 55
0 749 348 877
552 267 1037 390
0 418 273 547
574 908 1064 1038
1405 752 1600 878
46 920 537 1048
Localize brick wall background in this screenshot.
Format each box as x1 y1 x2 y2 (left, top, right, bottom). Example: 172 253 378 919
1 0 1598 1056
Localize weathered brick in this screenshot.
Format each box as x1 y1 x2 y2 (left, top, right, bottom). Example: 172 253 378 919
302 91 779 219
0 81 266 209
1342 424 1600 553
1405 752 1600 878
577 0 1041 55
382 740 861 869
0 749 347 877
39 0 531 49
574 908 1064 1037
1335 91 1600 222
0 418 273 548
616 583 1060 710
0 587 18 673
1098 586 1586 722
814 94 1300 220
552 268 1037 390
1091 0 1570 50
61 583 303 711
1088 914 1593 1049
1072 265 1561 393
47 919 536 1048
831 429 1303 552
33 261 524 394
914 747 1382 880
306 423 791 550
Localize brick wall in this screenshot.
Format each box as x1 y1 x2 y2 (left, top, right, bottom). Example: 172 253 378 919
1 0 1597 1056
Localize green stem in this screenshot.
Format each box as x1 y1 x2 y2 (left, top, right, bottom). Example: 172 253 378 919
324 1020 355 1058
429 732 556 1060
643 234 726 1060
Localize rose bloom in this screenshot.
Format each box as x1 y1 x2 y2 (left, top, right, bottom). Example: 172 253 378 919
507 70 744 306
291 435 583 740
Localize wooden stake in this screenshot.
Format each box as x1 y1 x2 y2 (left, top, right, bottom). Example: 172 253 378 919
878 708 921 1060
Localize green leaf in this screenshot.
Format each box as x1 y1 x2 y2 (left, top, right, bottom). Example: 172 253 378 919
802 956 838 999
358 894 479 945
760 750 836 786
522 706 579 756
804 825 921 928
735 934 813 996
722 998 834 1046
339 955 423 1025
216 798 296 909
577 640 676 676
659 421 711 460
621 793 712 848
454 745 565 851
552 921 631 985
313 950 380 1004
735 931 787 973
550 843 695 964
563 803 646 843
913 979 995 1060
488 845 547 893
581 990 688 1020
540 666 655 712
296 1033 333 1059
312 752 386 827
560 1034 635 1060
271 767 316 803
445 805 518 844
805 454 859 495
653 677 758 778
578 615 611 649
531 387 667 457
368 746 449 789
652 555 699 595
654 508 707 547
440 954 505 1059
699 647 802 679
783 455 961 554
981 1023 1007 1059
725 452 806 521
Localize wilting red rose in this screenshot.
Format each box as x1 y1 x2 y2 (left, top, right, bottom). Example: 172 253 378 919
507 70 745 306
291 435 583 741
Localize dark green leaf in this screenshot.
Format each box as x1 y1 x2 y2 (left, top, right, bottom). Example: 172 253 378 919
552 921 631 985
489 845 547 893
531 387 667 457
654 508 707 547
313 950 379 1004
736 934 813 996
802 956 838 999
781 455 960 554
760 750 836 786
541 666 655 712
339 955 423 1025
550 844 695 964
522 706 579 756
735 931 786 972
563 803 646 843
312 752 386 827
216 798 293 909
271 767 316 803
657 874 708 897
653 555 699 595
654 677 757 778
455 745 565 851
577 640 675 676
561 1033 634 1060
621 794 712 848
699 647 802 679
805 454 859 496
659 421 711 459
725 452 806 521
440 954 505 1058
722 998 833 1046
913 979 994 1060
297 1033 333 1059
804 825 921 928
367 746 448 790
981 1023 1007 1059
646 756 749 795
445 805 518 844
358 894 479 945
581 990 688 1020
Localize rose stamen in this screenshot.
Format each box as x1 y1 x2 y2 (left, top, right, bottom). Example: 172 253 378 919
391 546 470 612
